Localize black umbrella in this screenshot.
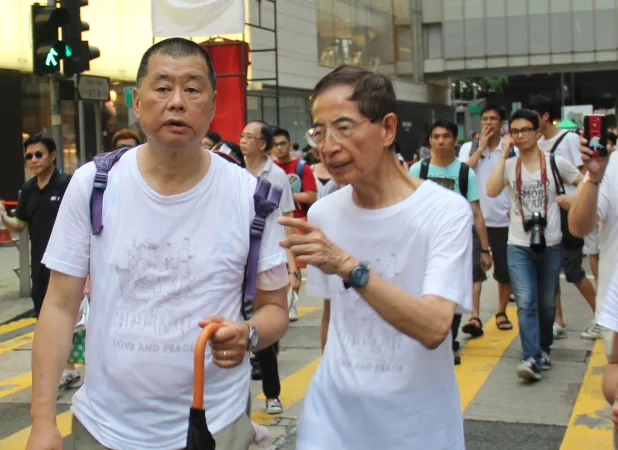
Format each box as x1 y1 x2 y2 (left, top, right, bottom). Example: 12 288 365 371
187 323 222 450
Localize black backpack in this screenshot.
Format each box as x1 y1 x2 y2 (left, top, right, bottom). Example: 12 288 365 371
419 158 469 198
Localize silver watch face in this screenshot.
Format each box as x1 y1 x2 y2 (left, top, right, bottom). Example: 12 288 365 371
249 326 259 348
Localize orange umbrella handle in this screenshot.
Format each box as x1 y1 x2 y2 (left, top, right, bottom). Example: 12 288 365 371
193 323 222 409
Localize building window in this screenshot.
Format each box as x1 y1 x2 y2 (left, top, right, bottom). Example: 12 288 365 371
247 92 312 145
317 0 403 76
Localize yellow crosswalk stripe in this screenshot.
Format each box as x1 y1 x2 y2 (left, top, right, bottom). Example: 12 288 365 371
560 339 614 449
252 357 321 425
0 332 34 356
0 318 36 336
1 410 72 449
456 306 519 411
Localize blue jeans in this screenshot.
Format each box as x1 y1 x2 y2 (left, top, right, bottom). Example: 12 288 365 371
507 245 563 362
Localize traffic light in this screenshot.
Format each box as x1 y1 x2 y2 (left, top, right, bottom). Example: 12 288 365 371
62 0 100 76
31 3 70 75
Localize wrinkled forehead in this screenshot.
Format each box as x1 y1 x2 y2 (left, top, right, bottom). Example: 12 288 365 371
311 84 362 125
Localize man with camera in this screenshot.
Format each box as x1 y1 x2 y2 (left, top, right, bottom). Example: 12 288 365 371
487 109 583 381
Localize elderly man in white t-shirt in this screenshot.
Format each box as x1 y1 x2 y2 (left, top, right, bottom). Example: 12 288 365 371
279 66 472 449
25 38 289 450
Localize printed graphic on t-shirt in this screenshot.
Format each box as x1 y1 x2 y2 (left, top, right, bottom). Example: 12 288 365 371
288 173 302 193
336 253 405 374
428 176 456 192
512 179 549 214
112 235 202 351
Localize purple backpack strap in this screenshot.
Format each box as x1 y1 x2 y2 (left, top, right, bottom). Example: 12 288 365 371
90 147 131 235
242 177 282 319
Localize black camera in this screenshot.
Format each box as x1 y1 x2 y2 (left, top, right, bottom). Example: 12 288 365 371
524 212 547 252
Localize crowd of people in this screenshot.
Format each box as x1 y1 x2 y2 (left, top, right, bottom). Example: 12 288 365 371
3 36 618 449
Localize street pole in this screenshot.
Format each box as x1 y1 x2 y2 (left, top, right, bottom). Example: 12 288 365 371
48 0 64 171
78 99 86 165
94 101 103 154
49 76 64 171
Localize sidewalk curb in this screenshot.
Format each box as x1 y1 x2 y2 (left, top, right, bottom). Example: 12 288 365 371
0 307 34 326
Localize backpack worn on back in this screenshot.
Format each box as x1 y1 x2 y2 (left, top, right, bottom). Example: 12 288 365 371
419 158 469 198
294 159 311 213
89 147 282 320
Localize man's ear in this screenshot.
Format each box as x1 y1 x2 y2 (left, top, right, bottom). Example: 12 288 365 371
133 87 141 121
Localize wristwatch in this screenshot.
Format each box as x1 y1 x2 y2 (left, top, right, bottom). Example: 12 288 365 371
583 174 601 186
244 322 259 352
343 262 370 290
480 249 491 254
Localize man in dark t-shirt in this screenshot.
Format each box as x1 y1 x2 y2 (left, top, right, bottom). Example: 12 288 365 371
1 134 71 317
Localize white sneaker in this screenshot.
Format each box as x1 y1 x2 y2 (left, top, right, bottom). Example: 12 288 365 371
288 290 299 322
57 370 82 398
517 357 542 381
581 321 602 340
553 323 567 340
265 398 283 414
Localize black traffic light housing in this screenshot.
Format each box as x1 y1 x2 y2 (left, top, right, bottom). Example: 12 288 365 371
62 0 100 76
31 3 70 75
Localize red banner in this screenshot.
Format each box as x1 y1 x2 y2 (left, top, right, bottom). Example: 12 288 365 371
201 39 249 144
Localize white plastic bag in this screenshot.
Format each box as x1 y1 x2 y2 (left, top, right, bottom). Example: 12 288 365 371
74 296 90 332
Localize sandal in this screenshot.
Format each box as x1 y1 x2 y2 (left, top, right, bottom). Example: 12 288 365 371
495 312 513 330
462 317 484 338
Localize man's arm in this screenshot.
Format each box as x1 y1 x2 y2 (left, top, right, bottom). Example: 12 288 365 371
321 299 330 352
1 213 26 234
569 180 601 237
486 156 509 198
31 271 86 423
471 200 490 250
280 201 473 351
603 332 618 405
294 190 317 206
250 280 289 351
295 164 318 206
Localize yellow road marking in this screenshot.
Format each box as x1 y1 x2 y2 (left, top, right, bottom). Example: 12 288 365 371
456 306 519 410
0 332 34 356
252 357 321 425
0 318 36 336
295 306 319 319
1 410 72 449
560 339 613 450
0 371 32 399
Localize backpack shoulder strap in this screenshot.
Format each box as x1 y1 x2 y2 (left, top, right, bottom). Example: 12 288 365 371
419 158 430 180
458 162 469 198
242 176 283 320
549 154 566 196
90 147 131 235
295 159 306 187
550 131 570 155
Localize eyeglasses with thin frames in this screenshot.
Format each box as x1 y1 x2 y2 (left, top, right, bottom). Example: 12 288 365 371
309 119 375 145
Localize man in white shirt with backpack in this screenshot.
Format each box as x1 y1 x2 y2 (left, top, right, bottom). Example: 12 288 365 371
26 38 289 450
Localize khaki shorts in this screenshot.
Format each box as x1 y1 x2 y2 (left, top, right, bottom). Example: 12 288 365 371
72 412 254 450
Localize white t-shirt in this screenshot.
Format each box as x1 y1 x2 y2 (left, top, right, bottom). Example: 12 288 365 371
458 139 512 227
504 153 580 247
595 152 618 315
258 155 295 214
296 181 472 450
42 148 287 449
538 131 583 195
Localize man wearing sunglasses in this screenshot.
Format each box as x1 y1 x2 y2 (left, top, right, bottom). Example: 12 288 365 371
1 134 81 392
1 134 71 320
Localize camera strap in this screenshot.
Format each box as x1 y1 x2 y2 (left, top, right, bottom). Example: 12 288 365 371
515 151 548 223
